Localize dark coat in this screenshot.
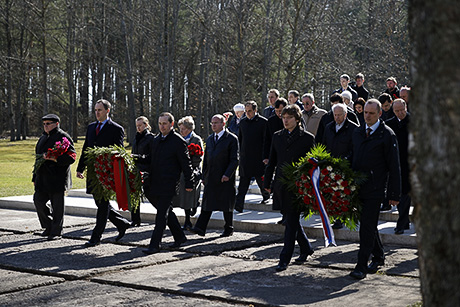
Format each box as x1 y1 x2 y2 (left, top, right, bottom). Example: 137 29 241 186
264 126 315 212
33 127 76 193
227 115 241 136
146 130 194 197
315 107 359 144
323 117 358 160
238 114 267 177
351 119 401 200
333 86 358 102
352 85 370 101
386 114 410 194
201 129 239 212
385 87 400 100
263 115 284 160
262 106 275 119
381 107 395 121
76 118 125 194
131 129 155 172
174 131 203 209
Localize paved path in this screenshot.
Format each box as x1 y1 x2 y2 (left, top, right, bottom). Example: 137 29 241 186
0 204 421 306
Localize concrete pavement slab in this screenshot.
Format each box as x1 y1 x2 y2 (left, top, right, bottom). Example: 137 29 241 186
0 268 65 295
0 280 240 307
95 255 421 306
0 234 194 279
0 208 95 234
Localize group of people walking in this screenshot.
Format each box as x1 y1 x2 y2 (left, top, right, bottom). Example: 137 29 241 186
32 72 411 280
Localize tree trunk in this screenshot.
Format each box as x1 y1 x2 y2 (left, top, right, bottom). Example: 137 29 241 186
40 0 48 115
410 0 460 305
5 0 15 141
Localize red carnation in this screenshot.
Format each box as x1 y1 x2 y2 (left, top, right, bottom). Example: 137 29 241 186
321 169 329 175
298 188 304 195
334 174 342 180
334 191 341 197
303 195 311 204
344 188 351 195
341 180 348 187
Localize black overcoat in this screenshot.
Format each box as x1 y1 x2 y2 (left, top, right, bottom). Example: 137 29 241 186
386 114 410 194
322 117 358 160
315 107 359 144
201 130 239 212
238 114 267 177
33 127 76 193
146 130 193 197
351 119 401 200
263 115 284 160
131 129 155 172
264 126 315 212
76 118 125 194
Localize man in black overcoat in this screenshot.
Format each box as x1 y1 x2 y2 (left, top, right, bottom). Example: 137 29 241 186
76 99 131 247
386 99 411 234
349 99 401 279
142 112 194 254
190 114 239 237
264 105 315 271
235 101 270 212
33 114 76 240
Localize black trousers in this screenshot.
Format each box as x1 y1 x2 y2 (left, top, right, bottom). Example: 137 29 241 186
90 197 130 243
396 194 411 230
279 211 313 264
145 194 185 249
33 190 65 236
194 210 233 233
356 197 385 272
236 175 269 208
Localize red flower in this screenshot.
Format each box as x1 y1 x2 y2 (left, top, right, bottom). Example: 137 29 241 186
303 195 311 204
334 174 342 180
301 173 307 181
321 169 329 175
334 191 341 197
344 188 351 195
298 188 304 195
341 180 348 187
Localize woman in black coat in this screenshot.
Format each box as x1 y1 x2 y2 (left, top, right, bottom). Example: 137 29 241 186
131 116 155 226
264 105 315 271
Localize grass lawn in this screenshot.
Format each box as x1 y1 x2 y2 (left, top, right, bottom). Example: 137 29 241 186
0 137 91 197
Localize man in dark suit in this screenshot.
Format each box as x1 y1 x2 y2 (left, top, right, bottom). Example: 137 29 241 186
142 112 194 254
349 99 401 279
262 89 279 119
235 101 269 212
76 99 131 247
190 114 239 237
386 99 411 234
33 114 76 241
264 105 315 271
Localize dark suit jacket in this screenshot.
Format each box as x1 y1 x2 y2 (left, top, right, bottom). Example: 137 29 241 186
351 119 401 200
315 106 359 144
76 118 125 193
132 129 155 172
202 129 239 212
323 118 358 160
146 130 193 197
264 115 284 160
386 114 410 194
264 126 315 212
33 127 76 193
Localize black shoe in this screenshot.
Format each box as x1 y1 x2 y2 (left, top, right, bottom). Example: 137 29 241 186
182 222 193 231
170 237 187 248
220 228 234 237
380 204 391 211
332 221 343 229
47 235 61 241
277 217 286 225
394 228 404 235
234 205 243 213
260 199 268 204
115 224 129 242
131 221 141 227
367 260 384 274
189 227 205 236
84 240 100 247
142 247 160 255
294 250 314 264
350 269 366 279
40 229 51 237
276 262 288 272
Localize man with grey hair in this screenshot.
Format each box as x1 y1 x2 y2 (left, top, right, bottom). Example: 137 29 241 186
301 93 327 136
349 99 401 279
399 86 410 105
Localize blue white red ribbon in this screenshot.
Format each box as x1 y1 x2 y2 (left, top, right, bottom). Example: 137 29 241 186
308 158 337 247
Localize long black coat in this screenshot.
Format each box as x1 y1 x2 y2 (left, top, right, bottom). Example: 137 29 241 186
351 119 401 200
131 129 155 172
146 130 193 197
76 118 125 194
315 107 359 144
264 126 315 212
322 118 358 160
201 129 239 212
33 127 76 193
386 114 410 194
238 114 267 177
263 115 284 160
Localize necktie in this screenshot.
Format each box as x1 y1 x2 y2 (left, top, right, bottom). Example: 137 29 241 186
215 134 218 143
96 122 102 135
366 127 372 138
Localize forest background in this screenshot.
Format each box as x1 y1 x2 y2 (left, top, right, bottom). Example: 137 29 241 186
0 0 409 144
